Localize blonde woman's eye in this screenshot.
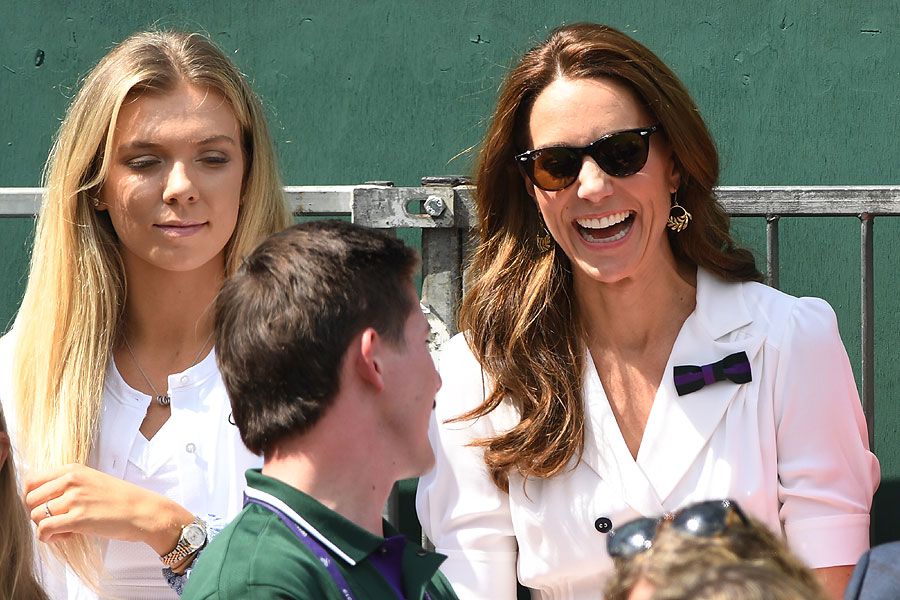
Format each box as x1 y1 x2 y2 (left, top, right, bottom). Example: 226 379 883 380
126 157 159 170
200 154 229 165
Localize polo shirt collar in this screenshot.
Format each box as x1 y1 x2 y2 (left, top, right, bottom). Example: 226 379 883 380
244 469 391 565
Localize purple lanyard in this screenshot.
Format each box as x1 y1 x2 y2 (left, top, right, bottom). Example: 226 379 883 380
244 495 431 600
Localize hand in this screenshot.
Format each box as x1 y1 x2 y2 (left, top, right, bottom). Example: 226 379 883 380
812 565 853 600
25 463 193 555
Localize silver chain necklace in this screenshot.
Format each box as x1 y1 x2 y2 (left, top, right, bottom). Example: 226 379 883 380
123 331 214 407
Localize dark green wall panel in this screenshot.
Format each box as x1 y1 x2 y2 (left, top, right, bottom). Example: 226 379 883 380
1 1 898 543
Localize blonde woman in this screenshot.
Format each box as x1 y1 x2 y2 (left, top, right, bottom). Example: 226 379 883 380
0 30 290 598
0 406 47 600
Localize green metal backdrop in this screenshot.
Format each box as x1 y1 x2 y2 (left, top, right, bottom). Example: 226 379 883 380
1 1 898 546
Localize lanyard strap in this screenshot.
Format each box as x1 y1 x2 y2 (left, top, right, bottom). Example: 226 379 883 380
245 495 357 600
244 494 432 600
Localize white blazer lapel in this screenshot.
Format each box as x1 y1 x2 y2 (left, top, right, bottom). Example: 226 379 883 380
581 357 665 516
637 269 765 504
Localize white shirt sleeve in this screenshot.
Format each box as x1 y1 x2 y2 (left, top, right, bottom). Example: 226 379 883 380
773 297 880 568
416 334 519 600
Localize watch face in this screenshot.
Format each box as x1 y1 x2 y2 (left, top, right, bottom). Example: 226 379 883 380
184 524 206 547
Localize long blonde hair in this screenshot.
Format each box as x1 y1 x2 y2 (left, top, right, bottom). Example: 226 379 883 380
458 23 761 488
0 409 47 600
11 29 290 584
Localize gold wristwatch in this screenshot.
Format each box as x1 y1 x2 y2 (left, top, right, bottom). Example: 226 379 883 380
160 517 207 567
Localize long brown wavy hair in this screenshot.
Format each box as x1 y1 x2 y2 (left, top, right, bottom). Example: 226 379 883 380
458 23 762 489
0 409 48 600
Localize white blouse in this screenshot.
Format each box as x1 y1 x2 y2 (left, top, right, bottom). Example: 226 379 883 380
0 333 261 600
416 269 879 600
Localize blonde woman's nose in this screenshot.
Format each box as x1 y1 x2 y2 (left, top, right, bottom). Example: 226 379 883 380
162 162 198 204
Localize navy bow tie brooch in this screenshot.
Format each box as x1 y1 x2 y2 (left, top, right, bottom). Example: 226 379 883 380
673 351 752 396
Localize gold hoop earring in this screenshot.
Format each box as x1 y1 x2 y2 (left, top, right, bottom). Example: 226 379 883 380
666 193 692 233
536 229 553 253
535 215 553 252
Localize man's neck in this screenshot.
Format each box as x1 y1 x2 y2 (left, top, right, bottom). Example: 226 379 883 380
261 406 394 536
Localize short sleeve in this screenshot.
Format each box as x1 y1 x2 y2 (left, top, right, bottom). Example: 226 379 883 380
416 334 519 600
773 297 879 568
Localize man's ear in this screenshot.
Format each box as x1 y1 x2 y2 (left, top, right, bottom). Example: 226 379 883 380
355 328 385 393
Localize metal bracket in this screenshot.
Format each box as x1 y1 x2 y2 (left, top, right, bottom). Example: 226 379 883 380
350 187 456 229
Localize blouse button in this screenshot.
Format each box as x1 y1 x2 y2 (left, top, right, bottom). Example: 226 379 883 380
180 376 189 384
185 443 196 454
594 517 613 533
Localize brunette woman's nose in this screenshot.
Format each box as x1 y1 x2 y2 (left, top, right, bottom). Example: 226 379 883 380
577 157 614 201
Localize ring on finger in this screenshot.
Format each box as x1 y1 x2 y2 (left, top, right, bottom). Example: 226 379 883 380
44 501 53 518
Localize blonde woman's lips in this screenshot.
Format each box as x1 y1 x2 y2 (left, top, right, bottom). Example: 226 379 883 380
155 221 207 237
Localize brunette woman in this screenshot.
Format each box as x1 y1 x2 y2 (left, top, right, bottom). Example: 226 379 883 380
417 23 877 600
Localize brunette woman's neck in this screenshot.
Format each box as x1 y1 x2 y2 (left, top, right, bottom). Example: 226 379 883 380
576 260 697 353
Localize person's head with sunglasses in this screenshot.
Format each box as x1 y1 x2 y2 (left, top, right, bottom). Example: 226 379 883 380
603 500 825 600
445 21 763 508
418 19 876 599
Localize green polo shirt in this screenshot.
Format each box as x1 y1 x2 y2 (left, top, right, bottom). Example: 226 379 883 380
182 470 458 600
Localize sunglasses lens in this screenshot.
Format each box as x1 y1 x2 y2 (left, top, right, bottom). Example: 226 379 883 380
591 131 651 177
607 517 658 559
529 147 581 191
671 500 731 537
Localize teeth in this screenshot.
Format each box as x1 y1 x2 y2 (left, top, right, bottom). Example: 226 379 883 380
576 212 631 229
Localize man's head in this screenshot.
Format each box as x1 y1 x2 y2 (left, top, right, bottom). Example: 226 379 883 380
215 220 438 473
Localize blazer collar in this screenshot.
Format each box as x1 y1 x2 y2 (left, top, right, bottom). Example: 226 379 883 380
693 267 754 340
580 268 765 513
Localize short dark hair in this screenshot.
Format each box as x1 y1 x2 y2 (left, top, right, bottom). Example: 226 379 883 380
215 220 419 456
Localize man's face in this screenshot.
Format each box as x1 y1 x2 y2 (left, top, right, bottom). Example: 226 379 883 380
379 286 442 478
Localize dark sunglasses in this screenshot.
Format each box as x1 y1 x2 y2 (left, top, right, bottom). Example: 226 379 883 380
606 498 749 560
515 125 661 192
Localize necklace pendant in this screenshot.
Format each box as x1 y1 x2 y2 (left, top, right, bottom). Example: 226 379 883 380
156 395 171 407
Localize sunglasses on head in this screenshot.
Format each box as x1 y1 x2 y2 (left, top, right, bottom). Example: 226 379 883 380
515 125 661 192
606 498 749 560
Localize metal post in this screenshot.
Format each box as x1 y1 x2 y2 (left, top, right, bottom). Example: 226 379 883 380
766 215 780 289
860 213 875 450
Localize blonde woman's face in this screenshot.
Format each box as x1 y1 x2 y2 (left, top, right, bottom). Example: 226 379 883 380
98 83 244 275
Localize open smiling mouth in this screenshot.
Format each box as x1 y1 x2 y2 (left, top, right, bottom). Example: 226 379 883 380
575 211 635 243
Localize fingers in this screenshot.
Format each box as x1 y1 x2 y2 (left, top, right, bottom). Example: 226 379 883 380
24 463 82 495
35 512 80 543
29 494 65 523
24 467 78 512
27 494 82 542
23 464 89 542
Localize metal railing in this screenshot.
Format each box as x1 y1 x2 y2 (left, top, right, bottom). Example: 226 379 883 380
3 184 899 528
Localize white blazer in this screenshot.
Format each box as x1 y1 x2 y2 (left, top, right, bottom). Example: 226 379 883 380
416 268 879 600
